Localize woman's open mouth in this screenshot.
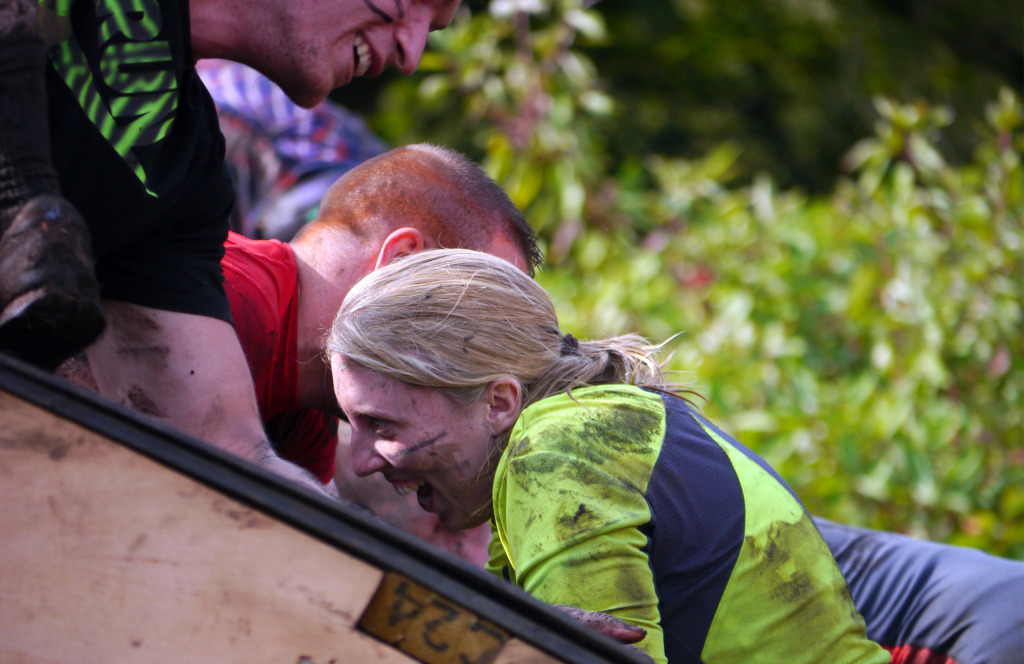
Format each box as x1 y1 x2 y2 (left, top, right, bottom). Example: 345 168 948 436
392 479 435 512
416 483 435 512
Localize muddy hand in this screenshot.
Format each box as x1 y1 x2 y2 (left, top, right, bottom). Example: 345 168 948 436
552 605 654 662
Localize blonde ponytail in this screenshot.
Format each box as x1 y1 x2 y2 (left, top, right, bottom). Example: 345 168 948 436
327 249 676 409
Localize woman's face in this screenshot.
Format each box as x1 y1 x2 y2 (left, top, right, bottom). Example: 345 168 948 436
331 355 499 532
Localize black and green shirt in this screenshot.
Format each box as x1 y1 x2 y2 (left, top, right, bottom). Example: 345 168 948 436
488 385 889 664
42 0 234 320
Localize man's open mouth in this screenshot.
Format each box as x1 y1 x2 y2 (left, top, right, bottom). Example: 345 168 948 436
353 35 371 77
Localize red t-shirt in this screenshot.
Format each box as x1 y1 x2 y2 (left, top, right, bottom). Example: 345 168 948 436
222 232 337 483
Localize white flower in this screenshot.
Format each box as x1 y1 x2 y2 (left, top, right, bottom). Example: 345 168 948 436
490 0 546 19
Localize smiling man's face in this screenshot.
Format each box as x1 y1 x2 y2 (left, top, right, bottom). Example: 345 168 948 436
238 0 461 108
331 354 498 532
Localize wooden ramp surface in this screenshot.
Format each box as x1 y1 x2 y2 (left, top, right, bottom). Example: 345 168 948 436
0 355 646 664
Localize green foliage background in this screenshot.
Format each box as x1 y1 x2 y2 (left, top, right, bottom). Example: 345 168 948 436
333 1 1023 557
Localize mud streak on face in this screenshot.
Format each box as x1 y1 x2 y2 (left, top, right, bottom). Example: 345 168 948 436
397 431 447 457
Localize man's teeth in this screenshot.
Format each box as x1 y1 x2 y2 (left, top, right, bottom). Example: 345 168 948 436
354 35 371 77
394 481 424 496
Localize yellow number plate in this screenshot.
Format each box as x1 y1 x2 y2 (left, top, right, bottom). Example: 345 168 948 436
359 571 510 664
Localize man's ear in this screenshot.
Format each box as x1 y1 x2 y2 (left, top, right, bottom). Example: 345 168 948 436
375 227 426 269
485 377 522 434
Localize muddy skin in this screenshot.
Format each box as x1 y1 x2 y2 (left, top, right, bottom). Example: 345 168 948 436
397 431 447 458
435 437 496 520
332 357 499 529
552 604 647 643
125 384 166 418
111 306 169 369
114 342 170 368
551 605 654 663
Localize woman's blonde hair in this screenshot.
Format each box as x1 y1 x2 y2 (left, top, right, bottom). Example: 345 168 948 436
327 249 674 409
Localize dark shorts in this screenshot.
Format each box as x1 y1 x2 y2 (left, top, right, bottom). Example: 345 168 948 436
816 517 1024 664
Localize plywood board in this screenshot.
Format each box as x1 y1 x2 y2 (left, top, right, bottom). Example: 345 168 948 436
0 390 406 663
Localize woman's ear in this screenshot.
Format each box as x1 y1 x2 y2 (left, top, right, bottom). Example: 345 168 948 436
485 377 522 434
375 227 426 269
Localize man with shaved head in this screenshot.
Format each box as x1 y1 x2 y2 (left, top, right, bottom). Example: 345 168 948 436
229 143 540 486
